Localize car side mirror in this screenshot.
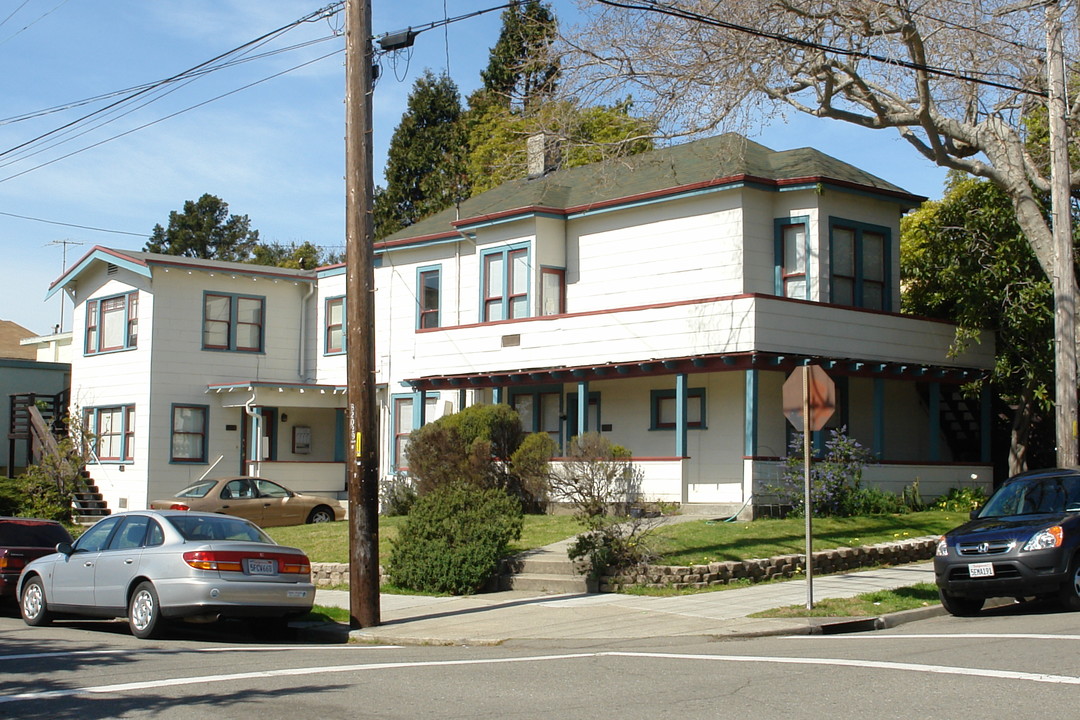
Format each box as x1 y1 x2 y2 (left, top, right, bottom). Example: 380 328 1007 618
55 541 74 556
969 507 981 520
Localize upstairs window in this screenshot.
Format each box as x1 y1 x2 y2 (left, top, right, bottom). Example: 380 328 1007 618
418 266 441 329
540 267 565 316
85 291 138 354
774 217 810 300
325 296 345 354
203 293 264 352
482 245 529 322
830 219 890 311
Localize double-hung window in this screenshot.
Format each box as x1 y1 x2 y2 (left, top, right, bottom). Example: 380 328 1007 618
392 396 414 470
540 267 565 315
203 293 264 352
85 405 135 461
650 388 706 430
417 266 441 329
325 296 345 354
171 404 208 463
482 245 529 322
85 291 138 354
774 217 810 300
830 219 890 311
510 389 562 446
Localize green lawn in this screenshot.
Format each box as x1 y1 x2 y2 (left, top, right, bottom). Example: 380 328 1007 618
266 509 964 569
647 510 965 566
266 513 581 565
749 582 941 618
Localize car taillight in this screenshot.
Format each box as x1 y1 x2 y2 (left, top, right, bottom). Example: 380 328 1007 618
0 554 24 571
183 550 311 575
169 503 191 511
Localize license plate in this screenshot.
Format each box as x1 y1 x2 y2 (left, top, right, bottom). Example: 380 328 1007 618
287 590 308 598
246 558 276 575
968 562 995 578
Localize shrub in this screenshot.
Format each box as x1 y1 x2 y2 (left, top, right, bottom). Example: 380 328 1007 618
552 433 657 576
386 483 524 595
934 486 988 512
771 427 900 517
378 472 417 516
404 403 553 510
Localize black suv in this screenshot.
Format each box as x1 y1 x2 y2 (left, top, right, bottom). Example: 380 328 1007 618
935 468 1080 616
0 517 73 602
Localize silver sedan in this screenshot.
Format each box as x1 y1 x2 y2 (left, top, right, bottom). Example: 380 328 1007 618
17 510 315 639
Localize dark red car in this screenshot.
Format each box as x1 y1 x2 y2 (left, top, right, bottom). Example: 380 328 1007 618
0 517 73 602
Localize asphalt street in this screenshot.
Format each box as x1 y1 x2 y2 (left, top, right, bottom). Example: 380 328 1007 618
3 599 1079 719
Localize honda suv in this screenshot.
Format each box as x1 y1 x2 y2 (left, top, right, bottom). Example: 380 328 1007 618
935 468 1080 616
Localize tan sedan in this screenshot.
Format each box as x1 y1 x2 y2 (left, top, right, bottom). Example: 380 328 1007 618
151 476 344 528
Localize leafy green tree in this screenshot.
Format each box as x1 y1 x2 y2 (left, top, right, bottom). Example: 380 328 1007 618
373 71 468 239
251 240 341 270
901 173 1059 472
144 194 259 261
477 0 559 112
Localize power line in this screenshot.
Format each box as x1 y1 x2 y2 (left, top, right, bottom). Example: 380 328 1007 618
593 0 1048 98
0 210 145 236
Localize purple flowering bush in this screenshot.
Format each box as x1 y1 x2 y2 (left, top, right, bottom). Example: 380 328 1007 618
772 428 902 517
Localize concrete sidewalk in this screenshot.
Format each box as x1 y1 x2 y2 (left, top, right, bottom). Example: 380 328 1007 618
311 561 942 646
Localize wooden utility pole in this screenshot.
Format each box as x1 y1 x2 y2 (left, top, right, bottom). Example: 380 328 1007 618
344 0 380 628
1047 0 1078 466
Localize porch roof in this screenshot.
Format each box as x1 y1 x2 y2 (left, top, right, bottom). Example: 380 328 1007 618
207 380 347 407
403 351 987 392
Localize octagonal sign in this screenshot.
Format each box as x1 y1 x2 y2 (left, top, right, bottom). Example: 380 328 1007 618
783 365 836 432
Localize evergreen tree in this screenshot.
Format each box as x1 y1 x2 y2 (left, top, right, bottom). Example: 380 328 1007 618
477 0 558 111
373 71 467 239
144 194 259 262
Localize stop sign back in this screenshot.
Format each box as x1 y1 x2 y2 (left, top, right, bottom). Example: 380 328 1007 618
783 365 836 431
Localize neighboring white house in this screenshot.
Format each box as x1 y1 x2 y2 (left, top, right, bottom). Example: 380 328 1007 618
47 133 995 516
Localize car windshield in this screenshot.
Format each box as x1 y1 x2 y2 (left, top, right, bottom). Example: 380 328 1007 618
0 520 72 546
167 515 275 544
979 474 1080 517
174 480 218 499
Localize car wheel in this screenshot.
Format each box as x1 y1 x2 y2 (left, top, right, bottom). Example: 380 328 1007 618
1058 554 1080 611
20 576 52 627
307 505 335 524
938 588 984 616
128 581 165 639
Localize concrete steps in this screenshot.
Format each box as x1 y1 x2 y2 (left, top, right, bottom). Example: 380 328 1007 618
498 542 596 594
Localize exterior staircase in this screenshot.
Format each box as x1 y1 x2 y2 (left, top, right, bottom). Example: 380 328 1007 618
73 471 111 524
498 538 597 594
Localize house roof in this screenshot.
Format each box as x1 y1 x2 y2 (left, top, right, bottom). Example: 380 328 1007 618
377 133 925 248
46 246 316 300
0 319 38 360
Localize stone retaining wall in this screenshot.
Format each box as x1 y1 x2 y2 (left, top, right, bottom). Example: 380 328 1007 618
599 536 938 592
310 563 388 588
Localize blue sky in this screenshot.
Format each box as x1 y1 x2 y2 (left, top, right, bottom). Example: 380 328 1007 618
0 0 948 336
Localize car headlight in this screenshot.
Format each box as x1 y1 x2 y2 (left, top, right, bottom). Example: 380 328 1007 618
1022 525 1063 551
935 536 949 557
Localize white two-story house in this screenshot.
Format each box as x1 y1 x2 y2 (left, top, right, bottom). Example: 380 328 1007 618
48 133 994 516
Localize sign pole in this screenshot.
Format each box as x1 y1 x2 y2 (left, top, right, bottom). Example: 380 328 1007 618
803 366 813 609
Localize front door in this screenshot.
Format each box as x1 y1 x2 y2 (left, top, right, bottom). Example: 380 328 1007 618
240 407 277 474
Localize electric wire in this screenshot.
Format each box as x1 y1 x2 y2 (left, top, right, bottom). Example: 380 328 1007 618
593 0 1048 97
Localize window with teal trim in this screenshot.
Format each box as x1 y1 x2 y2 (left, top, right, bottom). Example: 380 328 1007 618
418 267 441 329
650 388 706 430
85 291 138 354
829 219 890 311
774 218 810 300
84 404 135 462
482 245 529 322
510 389 562 446
203 292 264 352
171 404 208 463
325 296 345 354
